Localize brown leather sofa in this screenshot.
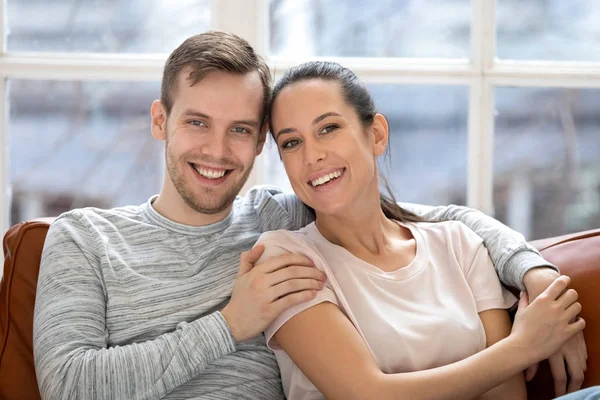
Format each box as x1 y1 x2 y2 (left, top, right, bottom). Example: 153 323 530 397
1 219 599 400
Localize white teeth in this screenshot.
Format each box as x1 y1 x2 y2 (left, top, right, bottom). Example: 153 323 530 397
193 164 227 179
311 170 343 187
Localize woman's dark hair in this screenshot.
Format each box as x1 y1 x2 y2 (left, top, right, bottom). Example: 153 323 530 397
268 61 423 223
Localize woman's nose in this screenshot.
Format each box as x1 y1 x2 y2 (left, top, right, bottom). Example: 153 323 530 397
303 137 326 166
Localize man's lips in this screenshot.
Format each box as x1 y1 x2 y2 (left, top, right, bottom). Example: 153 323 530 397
189 163 233 180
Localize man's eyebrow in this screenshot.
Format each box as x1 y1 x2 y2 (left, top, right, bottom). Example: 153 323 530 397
181 109 210 119
233 119 260 128
275 112 342 141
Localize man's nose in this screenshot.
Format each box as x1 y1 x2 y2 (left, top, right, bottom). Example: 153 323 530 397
201 130 230 160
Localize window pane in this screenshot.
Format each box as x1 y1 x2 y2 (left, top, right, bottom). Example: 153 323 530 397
269 0 470 58
494 88 600 240
263 85 469 206
8 80 163 226
497 0 600 61
8 0 211 53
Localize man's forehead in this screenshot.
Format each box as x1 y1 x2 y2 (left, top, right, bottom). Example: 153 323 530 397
171 69 263 121
177 67 262 93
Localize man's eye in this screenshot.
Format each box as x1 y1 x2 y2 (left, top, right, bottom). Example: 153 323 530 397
282 139 301 149
190 120 205 127
232 127 251 134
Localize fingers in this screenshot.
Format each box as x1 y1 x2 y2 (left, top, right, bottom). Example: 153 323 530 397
548 353 568 397
270 278 325 302
567 317 586 336
257 253 315 274
271 290 318 317
541 275 570 301
557 288 579 309
564 302 583 322
268 266 326 286
238 245 265 276
579 331 588 363
525 363 539 382
565 347 584 393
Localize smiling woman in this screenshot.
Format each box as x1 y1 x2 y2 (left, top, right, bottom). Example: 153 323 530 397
253 60 587 400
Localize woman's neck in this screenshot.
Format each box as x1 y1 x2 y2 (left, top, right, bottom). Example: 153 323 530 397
315 196 408 258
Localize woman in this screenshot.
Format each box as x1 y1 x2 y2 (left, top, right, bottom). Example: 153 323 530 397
253 61 585 400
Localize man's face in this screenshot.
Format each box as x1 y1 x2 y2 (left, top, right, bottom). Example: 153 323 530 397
158 68 265 214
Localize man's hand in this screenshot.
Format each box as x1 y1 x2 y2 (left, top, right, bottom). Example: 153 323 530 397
523 267 588 396
221 245 327 342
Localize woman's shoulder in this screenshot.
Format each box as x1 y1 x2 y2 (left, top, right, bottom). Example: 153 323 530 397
256 223 320 254
409 220 483 245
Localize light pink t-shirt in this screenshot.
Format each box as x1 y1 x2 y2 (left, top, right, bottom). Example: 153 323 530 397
256 220 517 400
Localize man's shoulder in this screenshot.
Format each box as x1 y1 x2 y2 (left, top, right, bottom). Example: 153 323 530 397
237 184 293 216
49 203 147 240
240 184 288 204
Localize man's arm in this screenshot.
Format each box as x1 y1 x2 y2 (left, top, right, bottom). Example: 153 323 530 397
400 203 558 289
33 217 237 400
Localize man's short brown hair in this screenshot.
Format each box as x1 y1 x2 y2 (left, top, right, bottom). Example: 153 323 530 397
161 30 272 128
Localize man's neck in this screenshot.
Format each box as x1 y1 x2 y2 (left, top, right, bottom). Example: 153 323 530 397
152 190 233 227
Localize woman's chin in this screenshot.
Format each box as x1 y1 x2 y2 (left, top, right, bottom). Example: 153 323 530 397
309 200 349 218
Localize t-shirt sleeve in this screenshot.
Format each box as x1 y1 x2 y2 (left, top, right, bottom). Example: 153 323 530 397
455 223 518 313
255 231 339 350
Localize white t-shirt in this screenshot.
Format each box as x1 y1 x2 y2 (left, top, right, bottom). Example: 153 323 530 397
256 220 517 400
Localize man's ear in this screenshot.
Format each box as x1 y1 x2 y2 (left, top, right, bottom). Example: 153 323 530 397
255 124 269 156
151 100 167 141
372 113 389 157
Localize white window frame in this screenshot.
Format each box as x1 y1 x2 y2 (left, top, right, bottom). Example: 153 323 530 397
1 0 600 242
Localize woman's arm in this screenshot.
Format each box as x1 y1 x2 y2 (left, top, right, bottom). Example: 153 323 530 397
274 277 582 400
477 309 527 400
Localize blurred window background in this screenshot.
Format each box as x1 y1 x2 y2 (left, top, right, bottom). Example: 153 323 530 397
2 0 599 241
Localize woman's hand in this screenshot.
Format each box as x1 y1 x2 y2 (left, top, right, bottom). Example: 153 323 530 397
510 276 586 365
523 268 588 396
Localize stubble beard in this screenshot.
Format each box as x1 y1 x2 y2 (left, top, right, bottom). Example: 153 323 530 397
165 137 254 215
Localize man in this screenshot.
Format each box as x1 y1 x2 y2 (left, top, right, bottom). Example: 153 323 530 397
33 31 587 399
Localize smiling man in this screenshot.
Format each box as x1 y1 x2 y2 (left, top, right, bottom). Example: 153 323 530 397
32 31 587 400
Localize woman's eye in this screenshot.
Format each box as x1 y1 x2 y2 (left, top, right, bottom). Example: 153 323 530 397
320 124 338 134
282 139 301 149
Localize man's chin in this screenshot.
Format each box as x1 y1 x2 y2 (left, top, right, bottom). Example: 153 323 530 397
177 185 239 215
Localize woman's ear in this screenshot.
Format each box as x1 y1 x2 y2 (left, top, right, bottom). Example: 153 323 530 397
371 113 389 157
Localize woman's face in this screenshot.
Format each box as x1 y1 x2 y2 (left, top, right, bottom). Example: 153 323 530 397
271 79 388 216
